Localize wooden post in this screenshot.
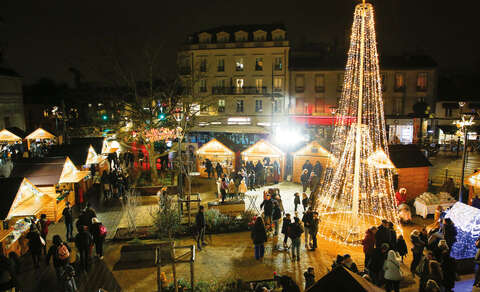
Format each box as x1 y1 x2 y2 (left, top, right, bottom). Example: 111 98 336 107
171 242 178 292
156 247 162 292
190 245 195 290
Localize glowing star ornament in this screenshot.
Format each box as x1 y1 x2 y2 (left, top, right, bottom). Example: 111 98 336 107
314 2 401 246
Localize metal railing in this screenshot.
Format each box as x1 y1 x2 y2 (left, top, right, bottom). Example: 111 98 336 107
212 86 267 95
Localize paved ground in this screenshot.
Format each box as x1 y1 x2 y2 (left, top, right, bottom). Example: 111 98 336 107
429 151 480 186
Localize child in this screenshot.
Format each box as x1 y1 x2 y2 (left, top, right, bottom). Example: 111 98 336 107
304 267 315 290
294 193 301 212
396 235 408 262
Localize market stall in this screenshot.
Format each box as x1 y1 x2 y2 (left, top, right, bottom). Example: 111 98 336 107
414 192 456 219
0 128 24 144
102 139 121 154
196 138 236 178
86 145 109 175
25 127 56 150
389 144 432 200
467 171 480 205
241 139 285 183
292 141 332 183
0 177 55 256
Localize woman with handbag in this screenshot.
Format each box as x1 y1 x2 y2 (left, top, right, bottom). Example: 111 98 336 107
383 250 402 292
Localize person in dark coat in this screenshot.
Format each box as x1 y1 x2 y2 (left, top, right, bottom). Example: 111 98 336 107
76 210 90 233
440 249 456 292
90 217 106 259
300 169 309 192
302 193 309 212
442 218 457 250
302 208 313 248
220 178 228 203
289 217 304 261
272 201 282 236
38 214 51 255
375 220 390 248
281 213 291 249
388 222 397 251
396 234 408 262
251 217 267 260
62 201 74 241
255 161 264 187
302 160 313 176
84 203 97 229
410 229 426 276
215 162 223 179
260 195 274 227
195 206 207 250
26 225 43 268
367 243 389 286
204 159 213 178
304 267 315 290
343 254 359 274
293 193 301 212
362 226 377 269
275 275 300 292
313 161 323 178
309 212 319 251
46 235 71 279
75 226 94 272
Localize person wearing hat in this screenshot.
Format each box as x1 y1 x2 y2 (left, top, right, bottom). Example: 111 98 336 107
90 217 106 259
62 201 74 241
395 188 407 206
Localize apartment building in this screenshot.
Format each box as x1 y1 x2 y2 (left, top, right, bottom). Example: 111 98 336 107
178 24 290 144
289 54 438 144
0 67 25 130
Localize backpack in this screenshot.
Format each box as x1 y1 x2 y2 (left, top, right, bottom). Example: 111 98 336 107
57 244 70 260
99 224 107 237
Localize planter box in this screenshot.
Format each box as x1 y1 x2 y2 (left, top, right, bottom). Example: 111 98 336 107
208 200 245 215
114 241 174 270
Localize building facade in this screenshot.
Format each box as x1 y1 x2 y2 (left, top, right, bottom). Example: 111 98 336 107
0 68 25 130
289 55 438 144
178 24 290 145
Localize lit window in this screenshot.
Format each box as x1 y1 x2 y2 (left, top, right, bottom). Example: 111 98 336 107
295 75 304 92
274 77 282 92
236 100 244 113
256 79 263 93
274 57 282 70
394 73 406 92
235 57 244 71
315 74 325 92
217 58 225 72
218 99 225 113
255 57 263 71
255 100 263 112
417 72 428 92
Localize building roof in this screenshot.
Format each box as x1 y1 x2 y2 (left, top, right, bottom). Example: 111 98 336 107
69 137 103 154
5 127 26 139
308 266 382 292
187 23 287 43
0 177 24 220
388 144 432 168
11 157 66 186
290 54 437 71
0 67 21 77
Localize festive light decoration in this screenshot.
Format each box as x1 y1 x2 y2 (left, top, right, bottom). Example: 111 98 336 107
445 202 480 259
315 2 400 245
144 128 177 143
85 145 105 165
467 171 480 187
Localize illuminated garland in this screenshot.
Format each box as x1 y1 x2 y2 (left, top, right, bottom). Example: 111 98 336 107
315 3 401 246
144 128 177 142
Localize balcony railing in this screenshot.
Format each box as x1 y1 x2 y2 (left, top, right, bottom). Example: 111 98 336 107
315 86 325 93
212 86 268 95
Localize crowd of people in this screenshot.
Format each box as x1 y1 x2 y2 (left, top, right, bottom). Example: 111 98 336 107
22 202 107 291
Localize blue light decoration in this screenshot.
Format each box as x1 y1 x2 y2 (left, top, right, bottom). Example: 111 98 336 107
445 202 480 259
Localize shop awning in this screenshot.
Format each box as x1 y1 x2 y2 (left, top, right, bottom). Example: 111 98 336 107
59 157 90 183
438 125 458 135
26 128 55 140
0 129 23 142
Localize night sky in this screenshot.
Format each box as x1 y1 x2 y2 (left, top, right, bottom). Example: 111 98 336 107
2 0 478 84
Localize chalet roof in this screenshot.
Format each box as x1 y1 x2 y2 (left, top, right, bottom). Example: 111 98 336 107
0 177 23 220
308 266 382 292
5 127 26 139
11 157 66 186
388 144 432 168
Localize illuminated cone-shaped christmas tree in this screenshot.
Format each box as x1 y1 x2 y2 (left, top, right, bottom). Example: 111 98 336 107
315 2 401 245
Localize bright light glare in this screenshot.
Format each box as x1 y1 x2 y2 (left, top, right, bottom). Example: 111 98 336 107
274 127 306 146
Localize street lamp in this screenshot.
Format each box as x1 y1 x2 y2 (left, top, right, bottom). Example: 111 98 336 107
454 113 474 203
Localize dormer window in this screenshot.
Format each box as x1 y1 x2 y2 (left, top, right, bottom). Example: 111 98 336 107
235 30 248 42
216 32 230 43
272 29 286 41
253 30 267 41
198 32 212 43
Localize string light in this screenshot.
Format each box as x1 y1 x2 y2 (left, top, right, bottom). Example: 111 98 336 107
445 203 480 259
314 2 401 246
